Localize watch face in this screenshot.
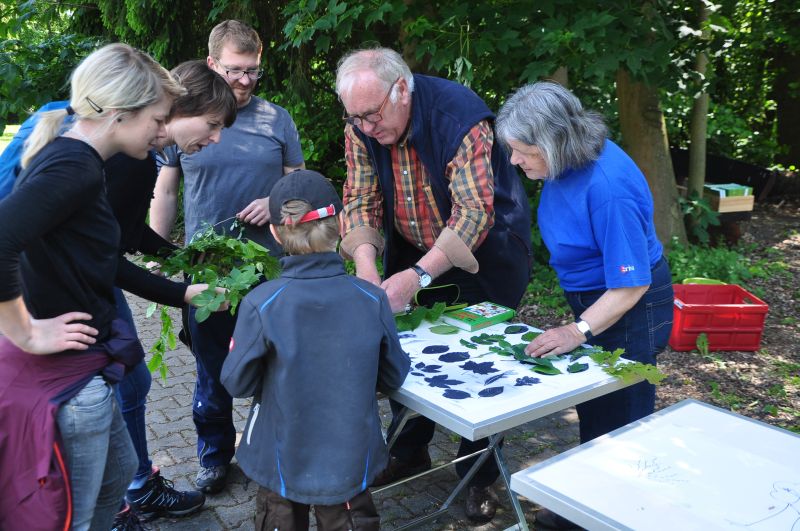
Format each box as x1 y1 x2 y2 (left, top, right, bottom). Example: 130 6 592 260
419 274 432 288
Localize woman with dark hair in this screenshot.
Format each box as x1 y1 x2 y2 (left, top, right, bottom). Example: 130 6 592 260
0 42 184 531
108 59 237 526
496 82 674 530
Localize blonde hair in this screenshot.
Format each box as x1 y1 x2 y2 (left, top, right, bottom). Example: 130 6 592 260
22 43 184 168
208 20 262 59
274 200 340 255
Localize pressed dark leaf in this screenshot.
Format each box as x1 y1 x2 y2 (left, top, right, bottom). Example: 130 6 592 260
439 351 470 363
515 376 541 386
460 361 500 374
478 386 504 397
422 345 449 354
443 389 471 400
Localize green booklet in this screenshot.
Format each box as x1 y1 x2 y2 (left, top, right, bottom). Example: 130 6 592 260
441 301 516 331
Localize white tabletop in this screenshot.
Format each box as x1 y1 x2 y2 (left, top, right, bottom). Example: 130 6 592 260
510 399 800 530
388 320 634 440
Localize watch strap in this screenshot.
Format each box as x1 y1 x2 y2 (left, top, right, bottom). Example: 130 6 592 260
576 319 593 340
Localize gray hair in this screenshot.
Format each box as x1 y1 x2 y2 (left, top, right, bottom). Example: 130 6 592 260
496 82 607 178
335 47 414 103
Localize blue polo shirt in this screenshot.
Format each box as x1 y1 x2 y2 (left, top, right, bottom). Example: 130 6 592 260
538 140 663 292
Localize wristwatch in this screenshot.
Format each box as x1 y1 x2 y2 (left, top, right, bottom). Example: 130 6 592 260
575 319 593 340
411 264 432 288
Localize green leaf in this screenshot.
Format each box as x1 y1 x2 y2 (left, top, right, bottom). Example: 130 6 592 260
567 362 589 373
145 302 157 318
460 339 478 349
430 324 460 335
531 364 562 375
521 331 541 342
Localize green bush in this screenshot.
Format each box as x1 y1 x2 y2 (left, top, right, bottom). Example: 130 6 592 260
666 239 782 288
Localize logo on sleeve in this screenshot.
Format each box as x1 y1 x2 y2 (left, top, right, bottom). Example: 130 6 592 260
229 337 235 352
620 265 636 274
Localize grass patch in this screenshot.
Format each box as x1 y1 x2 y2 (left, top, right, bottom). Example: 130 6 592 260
1 125 20 154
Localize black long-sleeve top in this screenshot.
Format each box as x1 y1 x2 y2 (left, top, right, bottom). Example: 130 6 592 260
0 138 118 341
104 153 187 308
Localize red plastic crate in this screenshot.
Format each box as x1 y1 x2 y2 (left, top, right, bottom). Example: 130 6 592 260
669 284 769 352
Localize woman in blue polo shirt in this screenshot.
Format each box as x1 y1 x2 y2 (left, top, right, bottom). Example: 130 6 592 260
496 82 673 526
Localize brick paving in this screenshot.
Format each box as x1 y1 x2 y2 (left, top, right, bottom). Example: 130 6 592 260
127 293 581 530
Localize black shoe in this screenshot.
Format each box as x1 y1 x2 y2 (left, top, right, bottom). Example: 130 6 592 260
195 464 229 494
370 449 432 487
535 508 583 530
126 467 205 520
111 505 150 531
464 485 498 524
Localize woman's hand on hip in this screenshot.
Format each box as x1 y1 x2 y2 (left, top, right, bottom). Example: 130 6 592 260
26 312 98 355
524 323 585 358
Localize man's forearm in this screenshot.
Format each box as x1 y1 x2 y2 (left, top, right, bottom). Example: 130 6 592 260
149 194 178 240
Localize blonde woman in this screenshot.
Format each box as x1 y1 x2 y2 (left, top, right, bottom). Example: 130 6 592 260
0 43 184 530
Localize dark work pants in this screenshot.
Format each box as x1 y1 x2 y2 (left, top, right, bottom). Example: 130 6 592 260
568 256 674 443
188 306 237 467
254 487 380 531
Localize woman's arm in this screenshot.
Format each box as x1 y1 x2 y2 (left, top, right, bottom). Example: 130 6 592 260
0 296 97 354
525 285 649 357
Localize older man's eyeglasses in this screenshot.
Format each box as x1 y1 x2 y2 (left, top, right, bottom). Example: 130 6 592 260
342 77 401 127
215 60 264 81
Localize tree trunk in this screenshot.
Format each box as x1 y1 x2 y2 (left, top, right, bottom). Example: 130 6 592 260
773 49 800 167
616 68 687 246
549 66 569 88
687 4 710 197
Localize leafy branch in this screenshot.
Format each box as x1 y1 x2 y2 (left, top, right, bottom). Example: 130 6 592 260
589 348 667 385
142 220 281 380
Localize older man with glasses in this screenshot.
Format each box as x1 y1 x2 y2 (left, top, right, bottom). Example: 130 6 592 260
150 19 305 496
335 47 532 524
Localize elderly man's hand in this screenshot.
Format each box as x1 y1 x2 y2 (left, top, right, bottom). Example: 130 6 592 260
381 269 419 313
524 323 586 358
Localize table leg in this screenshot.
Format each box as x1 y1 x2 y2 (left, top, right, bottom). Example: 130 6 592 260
385 405 419 452
493 434 530 531
383 434 499 530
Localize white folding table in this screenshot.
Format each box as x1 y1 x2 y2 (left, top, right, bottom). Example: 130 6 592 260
510 399 800 530
380 320 638 530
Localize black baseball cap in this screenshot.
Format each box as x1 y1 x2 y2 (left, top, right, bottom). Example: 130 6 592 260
269 170 344 225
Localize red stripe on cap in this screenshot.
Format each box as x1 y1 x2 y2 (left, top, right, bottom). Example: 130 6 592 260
294 204 336 224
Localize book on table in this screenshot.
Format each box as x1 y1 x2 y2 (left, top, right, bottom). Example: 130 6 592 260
441 301 516 331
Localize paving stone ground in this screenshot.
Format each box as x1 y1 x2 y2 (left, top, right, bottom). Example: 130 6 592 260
128 293 580 530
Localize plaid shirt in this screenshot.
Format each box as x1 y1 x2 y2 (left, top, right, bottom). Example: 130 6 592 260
342 120 495 263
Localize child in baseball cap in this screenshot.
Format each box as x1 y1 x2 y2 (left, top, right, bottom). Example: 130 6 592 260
221 169 409 530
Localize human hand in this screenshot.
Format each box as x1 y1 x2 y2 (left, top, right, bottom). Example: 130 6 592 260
524 323 585 358
380 269 419 313
23 312 98 355
236 197 269 226
185 284 231 312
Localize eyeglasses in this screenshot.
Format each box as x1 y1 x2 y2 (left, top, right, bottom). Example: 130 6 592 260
342 77 401 127
215 60 264 81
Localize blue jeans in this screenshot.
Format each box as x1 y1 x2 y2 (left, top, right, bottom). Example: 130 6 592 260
56 376 138 530
566 256 674 443
188 306 236 467
114 288 153 482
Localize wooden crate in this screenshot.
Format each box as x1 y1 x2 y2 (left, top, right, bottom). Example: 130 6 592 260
709 194 754 213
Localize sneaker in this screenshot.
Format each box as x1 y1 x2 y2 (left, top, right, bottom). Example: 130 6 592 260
195 464 228 494
126 467 205 520
111 505 150 531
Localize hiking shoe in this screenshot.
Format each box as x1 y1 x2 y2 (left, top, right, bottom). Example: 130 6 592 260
111 505 150 531
195 464 228 494
126 467 205 520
